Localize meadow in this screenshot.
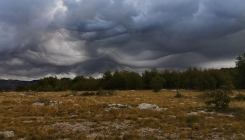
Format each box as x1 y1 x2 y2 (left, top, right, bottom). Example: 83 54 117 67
0 90 245 139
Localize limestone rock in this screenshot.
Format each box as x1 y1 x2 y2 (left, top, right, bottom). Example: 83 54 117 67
2 131 15 139
138 103 161 110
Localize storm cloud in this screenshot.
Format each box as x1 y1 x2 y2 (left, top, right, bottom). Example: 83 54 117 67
0 0 245 80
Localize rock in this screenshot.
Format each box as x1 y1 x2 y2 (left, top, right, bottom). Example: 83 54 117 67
32 102 45 106
3 131 14 138
198 111 207 114
168 115 177 119
73 104 80 106
108 104 132 109
187 112 198 115
170 133 179 139
138 103 161 110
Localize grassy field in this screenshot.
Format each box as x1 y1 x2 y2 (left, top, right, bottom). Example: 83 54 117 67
0 90 245 139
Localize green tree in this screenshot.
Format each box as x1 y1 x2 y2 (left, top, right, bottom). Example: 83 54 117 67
150 76 165 92
102 71 113 89
235 53 245 89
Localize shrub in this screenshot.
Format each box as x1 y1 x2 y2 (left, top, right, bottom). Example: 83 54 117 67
220 84 234 94
15 85 26 92
174 91 184 98
96 89 115 96
204 89 231 110
81 92 96 96
71 91 78 96
234 93 245 101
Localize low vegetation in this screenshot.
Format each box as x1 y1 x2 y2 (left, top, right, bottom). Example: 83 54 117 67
174 91 184 98
0 90 245 139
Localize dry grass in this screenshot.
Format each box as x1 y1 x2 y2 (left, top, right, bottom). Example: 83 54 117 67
0 90 245 139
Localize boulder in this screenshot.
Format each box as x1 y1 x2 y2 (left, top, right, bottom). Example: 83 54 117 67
32 102 45 106
3 131 14 139
138 103 161 110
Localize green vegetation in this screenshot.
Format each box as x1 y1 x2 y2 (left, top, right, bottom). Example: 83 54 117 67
234 93 245 101
174 91 184 98
150 75 165 92
204 88 232 110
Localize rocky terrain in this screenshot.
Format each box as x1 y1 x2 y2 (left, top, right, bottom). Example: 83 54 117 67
0 90 244 139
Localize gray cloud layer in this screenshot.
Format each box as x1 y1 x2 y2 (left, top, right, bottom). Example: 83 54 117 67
0 0 245 80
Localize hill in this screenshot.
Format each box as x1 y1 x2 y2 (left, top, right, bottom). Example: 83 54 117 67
0 79 36 91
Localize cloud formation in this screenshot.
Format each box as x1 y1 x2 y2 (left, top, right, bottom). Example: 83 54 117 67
0 0 245 80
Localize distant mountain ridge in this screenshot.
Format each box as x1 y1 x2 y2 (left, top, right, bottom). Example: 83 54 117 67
0 79 36 91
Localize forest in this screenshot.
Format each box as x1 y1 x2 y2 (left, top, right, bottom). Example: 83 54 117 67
13 53 245 92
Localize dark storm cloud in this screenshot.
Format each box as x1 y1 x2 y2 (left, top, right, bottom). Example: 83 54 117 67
0 0 245 80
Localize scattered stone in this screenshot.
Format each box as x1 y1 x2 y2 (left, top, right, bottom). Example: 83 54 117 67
187 112 198 115
73 104 80 106
59 101 64 104
27 95 35 98
22 120 33 123
168 115 177 119
2 131 15 139
70 115 78 118
32 102 45 106
170 133 179 139
226 114 235 118
104 109 109 112
108 104 132 109
138 103 161 111
94 114 101 118
198 111 207 114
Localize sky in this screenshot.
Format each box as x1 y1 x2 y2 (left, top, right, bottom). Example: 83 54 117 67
0 0 245 80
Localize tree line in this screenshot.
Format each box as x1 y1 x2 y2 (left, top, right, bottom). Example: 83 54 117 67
14 53 245 92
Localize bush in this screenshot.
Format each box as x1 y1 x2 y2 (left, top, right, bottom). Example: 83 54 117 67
220 84 234 94
15 85 26 92
96 89 115 96
204 89 231 110
174 91 184 98
81 92 96 96
234 93 245 101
